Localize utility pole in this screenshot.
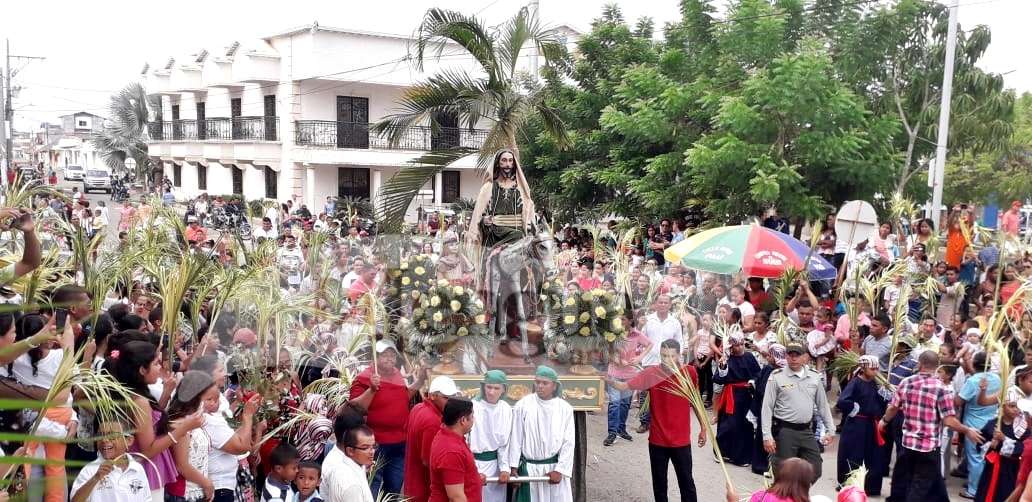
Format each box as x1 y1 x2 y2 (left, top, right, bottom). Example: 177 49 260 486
4 39 46 175
529 0 540 79
927 1 959 228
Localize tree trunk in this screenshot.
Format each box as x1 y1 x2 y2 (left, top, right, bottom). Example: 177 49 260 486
792 216 805 240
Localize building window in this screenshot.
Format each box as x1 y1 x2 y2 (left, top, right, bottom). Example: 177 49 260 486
77 120 87 128
230 165 243 195
196 102 206 140
337 167 370 199
263 95 276 141
172 163 182 187
442 171 460 203
197 164 207 190
263 166 277 199
336 96 369 149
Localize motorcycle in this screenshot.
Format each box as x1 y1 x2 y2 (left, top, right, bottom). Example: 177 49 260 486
210 203 251 240
110 176 130 202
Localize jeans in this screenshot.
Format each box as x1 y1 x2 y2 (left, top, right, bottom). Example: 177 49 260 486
212 489 235 502
887 448 947 502
648 444 697 502
606 381 633 435
371 440 405 499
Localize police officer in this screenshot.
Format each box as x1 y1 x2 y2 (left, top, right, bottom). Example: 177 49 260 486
760 342 836 481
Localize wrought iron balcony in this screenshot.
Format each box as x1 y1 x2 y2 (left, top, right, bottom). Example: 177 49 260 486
294 120 487 151
148 117 279 142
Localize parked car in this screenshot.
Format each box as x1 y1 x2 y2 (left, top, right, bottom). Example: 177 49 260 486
83 168 112 194
63 165 84 181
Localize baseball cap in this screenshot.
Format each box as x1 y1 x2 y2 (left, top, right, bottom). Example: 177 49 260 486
429 376 460 396
187 216 198 223
786 342 805 355
374 340 397 354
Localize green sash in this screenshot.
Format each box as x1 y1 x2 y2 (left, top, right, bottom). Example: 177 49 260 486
473 450 499 462
515 453 560 502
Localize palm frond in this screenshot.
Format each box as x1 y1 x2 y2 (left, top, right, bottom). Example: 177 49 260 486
377 151 473 233
413 8 498 81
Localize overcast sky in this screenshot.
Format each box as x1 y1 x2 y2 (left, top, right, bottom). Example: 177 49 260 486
0 0 1026 129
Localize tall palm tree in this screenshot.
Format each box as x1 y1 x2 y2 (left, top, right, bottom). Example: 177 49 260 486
92 82 161 193
372 7 570 232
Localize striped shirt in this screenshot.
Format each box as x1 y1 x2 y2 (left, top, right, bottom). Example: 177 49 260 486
890 372 957 452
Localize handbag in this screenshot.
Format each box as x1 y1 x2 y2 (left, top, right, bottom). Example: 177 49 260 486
234 458 255 502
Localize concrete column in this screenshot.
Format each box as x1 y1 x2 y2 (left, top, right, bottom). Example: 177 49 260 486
372 169 383 201
434 172 443 205
305 163 316 210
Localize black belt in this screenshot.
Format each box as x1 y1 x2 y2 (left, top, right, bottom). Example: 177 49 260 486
773 418 812 431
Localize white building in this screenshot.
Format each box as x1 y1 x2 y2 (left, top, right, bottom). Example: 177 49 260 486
143 23 513 219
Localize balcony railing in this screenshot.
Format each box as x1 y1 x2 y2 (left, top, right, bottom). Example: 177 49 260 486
294 121 488 151
148 117 279 142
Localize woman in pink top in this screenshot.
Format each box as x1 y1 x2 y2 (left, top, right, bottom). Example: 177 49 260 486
118 203 137 231
747 458 815 502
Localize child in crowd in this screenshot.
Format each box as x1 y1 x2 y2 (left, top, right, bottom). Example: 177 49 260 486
295 461 323 502
70 420 149 502
261 442 300 502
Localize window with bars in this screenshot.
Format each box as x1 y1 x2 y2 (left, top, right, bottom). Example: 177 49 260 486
172 163 182 187
337 168 370 199
442 171 460 203
197 164 207 190
230 165 243 195
263 166 277 199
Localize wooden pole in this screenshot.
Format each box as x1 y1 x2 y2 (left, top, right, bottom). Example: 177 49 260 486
573 410 587 502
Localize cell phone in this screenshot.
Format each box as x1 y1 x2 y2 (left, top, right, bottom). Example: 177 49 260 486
55 309 68 331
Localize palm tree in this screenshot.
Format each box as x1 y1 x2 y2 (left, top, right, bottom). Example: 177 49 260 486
92 82 161 193
372 7 570 232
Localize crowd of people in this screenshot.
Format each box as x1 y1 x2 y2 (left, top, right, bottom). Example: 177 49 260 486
0 176 1029 502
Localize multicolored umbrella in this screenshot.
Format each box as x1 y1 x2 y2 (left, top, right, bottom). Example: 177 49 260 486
663 225 837 280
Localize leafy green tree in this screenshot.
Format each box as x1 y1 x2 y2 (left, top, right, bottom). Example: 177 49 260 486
684 42 899 224
944 92 1032 205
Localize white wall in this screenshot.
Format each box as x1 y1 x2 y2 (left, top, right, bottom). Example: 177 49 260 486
298 81 405 123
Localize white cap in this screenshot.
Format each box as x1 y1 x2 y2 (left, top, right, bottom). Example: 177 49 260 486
965 327 982 338
429 376 459 396
187 216 198 223
374 340 397 354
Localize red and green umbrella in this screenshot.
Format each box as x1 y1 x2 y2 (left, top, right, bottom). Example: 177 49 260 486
663 224 837 280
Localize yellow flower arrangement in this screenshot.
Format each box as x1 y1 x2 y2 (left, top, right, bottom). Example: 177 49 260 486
401 277 411 286
604 332 616 343
579 326 590 336
430 296 441 307
453 286 464 295
450 300 462 312
579 312 590 323
432 312 444 322
612 318 623 331
414 266 426 276
475 314 486 324
564 315 576 325
411 290 421 299
594 306 607 318
457 327 469 337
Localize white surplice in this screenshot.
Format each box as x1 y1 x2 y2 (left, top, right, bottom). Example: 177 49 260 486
469 398 513 502
509 393 575 502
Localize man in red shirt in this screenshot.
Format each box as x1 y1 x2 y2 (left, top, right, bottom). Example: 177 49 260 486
403 375 461 502
609 339 706 502
349 340 428 498
429 398 483 502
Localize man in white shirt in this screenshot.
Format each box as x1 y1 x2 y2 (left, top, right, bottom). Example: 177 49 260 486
277 235 307 289
469 370 512 502
340 257 364 291
70 421 149 502
253 217 279 241
322 424 375 502
638 294 682 433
